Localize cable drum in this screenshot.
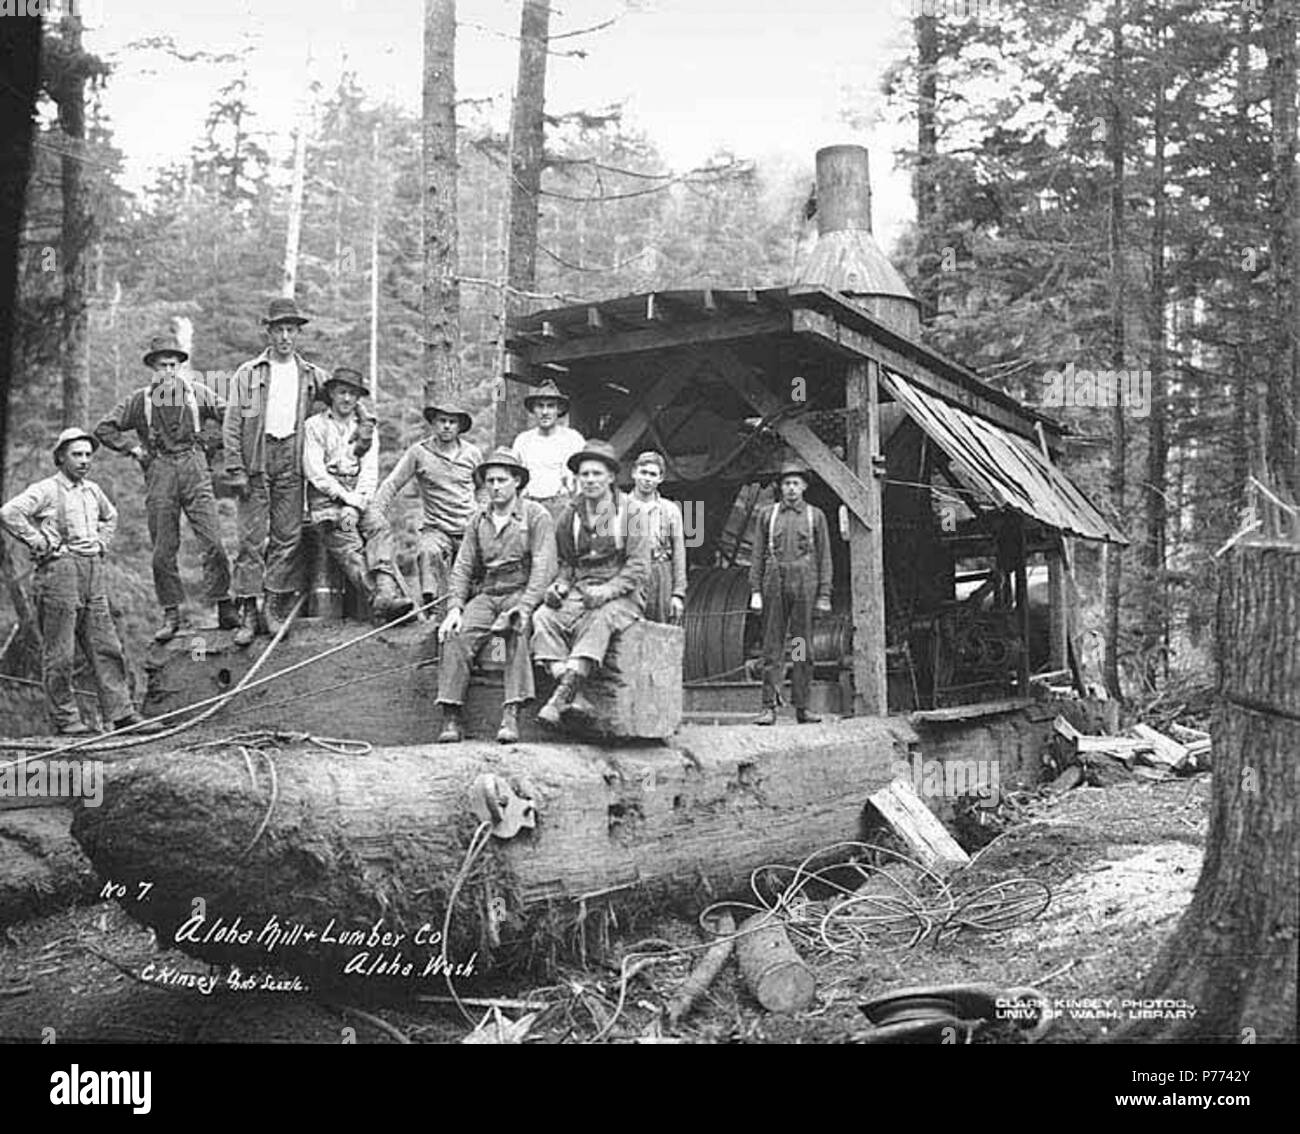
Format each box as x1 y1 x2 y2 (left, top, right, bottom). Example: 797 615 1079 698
683 567 752 682
811 611 853 668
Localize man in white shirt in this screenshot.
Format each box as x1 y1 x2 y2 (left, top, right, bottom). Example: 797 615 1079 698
302 368 381 615
512 380 584 522
222 297 328 646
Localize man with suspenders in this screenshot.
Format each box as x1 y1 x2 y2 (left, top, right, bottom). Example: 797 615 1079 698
1 429 158 735
749 460 833 725
95 334 235 642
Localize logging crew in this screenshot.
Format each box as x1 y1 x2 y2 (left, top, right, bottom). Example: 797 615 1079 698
0 429 158 736
532 440 651 727
626 450 686 625
94 334 236 642
222 297 328 646
302 368 382 615
435 447 557 745
749 461 833 726
512 380 585 521
364 400 482 614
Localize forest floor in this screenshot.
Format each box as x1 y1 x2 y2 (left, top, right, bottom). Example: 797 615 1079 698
0 772 1210 1044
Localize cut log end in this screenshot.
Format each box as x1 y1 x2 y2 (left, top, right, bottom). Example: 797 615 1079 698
736 913 816 1014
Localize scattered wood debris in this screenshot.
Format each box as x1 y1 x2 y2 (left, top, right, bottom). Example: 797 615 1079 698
1047 715 1213 791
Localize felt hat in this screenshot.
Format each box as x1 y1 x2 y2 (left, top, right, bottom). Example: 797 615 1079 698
422 402 473 432
778 460 811 483
142 333 189 368
567 439 620 477
473 446 531 491
523 379 570 413
262 297 310 326
52 426 99 465
325 367 371 397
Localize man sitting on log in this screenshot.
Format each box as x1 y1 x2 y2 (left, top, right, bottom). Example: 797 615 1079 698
626 450 687 625
364 400 482 618
532 440 650 727
301 368 382 616
435 447 556 745
749 460 833 726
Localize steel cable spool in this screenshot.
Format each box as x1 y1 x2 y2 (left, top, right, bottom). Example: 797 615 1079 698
683 567 752 682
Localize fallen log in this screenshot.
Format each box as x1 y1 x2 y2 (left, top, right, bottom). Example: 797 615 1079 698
736 912 815 1013
71 718 914 990
666 911 736 1027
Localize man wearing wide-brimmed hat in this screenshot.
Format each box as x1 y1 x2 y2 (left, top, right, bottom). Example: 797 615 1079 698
302 367 383 615
95 333 235 643
530 439 651 727
748 460 833 726
434 447 556 744
221 297 330 645
1 429 159 735
511 379 585 521
364 397 482 615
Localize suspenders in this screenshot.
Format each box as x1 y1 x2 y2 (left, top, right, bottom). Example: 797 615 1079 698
768 502 814 550
572 494 626 554
142 380 201 441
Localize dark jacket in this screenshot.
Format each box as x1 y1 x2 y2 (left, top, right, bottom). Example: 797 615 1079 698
221 350 326 478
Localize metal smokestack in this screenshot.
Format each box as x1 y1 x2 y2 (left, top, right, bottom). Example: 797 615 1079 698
795 145 921 338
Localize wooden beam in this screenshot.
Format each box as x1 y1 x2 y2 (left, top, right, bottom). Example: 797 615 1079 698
847 359 888 716
710 347 875 531
524 311 790 365
1015 518 1031 695
605 355 698 461
791 308 1043 443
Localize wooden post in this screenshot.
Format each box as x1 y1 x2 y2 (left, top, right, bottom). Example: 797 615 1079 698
847 360 887 714
1015 518 1031 693
1048 542 1069 671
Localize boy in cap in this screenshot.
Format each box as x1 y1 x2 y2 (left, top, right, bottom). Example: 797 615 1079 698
435 447 556 744
0 429 158 735
511 380 584 521
95 333 235 642
749 461 833 725
626 450 687 624
365 400 482 615
531 440 651 727
223 297 328 645
302 368 381 613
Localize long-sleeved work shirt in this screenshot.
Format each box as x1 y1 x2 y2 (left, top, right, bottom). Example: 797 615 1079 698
447 498 557 616
222 349 326 478
555 490 650 599
749 498 833 605
1 473 118 559
302 409 379 521
627 493 688 600
95 378 226 457
370 437 483 537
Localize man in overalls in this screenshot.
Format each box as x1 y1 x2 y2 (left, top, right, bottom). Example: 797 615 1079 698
302 368 380 613
95 333 235 642
626 450 687 624
435 447 556 744
532 440 650 727
749 461 833 725
0 429 157 735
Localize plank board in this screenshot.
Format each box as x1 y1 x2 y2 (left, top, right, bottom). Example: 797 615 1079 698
866 778 970 874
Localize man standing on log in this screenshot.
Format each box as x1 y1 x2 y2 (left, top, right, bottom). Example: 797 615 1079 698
749 461 833 726
302 368 381 616
222 298 328 647
435 447 556 744
364 401 481 616
0 429 158 735
512 380 584 522
94 333 236 643
626 450 686 625
532 440 650 727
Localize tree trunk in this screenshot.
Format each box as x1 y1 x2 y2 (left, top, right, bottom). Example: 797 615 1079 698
1120 537 1298 1042
913 8 939 323
495 0 551 448
281 103 309 299
1103 0 1126 700
55 9 89 428
1265 0 1299 494
72 719 915 984
423 0 460 402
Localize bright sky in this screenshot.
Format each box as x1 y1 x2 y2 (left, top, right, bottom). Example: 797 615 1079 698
84 0 922 249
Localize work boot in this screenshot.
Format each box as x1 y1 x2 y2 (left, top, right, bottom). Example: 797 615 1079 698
497 703 520 745
753 706 777 726
796 708 822 724
114 711 165 735
56 720 94 737
538 670 582 728
233 598 258 648
217 598 240 630
373 572 413 623
263 591 297 636
153 607 180 643
437 706 464 744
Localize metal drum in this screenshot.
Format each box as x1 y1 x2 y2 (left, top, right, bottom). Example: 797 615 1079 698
683 567 752 683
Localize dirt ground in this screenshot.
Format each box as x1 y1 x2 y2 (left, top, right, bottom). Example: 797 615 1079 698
0 774 1209 1044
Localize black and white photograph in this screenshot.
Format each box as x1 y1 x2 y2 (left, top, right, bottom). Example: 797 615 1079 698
0 0 1294 1092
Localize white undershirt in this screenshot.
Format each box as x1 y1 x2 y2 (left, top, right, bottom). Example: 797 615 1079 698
264 357 299 439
